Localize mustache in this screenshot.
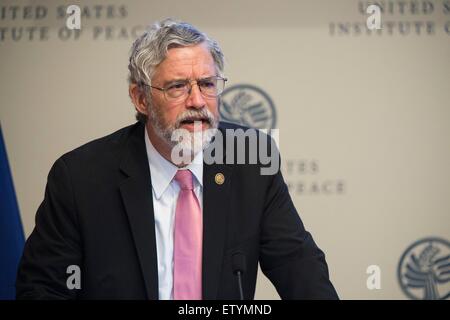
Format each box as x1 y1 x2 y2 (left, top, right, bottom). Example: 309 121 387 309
174 109 216 128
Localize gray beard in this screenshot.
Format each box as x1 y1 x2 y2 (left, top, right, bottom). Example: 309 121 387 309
148 105 219 156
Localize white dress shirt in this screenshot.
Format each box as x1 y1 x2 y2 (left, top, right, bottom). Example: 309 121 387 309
144 129 203 300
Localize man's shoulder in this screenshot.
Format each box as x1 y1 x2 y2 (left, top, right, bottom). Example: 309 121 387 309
218 121 276 146
218 121 272 138
58 122 143 166
218 121 251 132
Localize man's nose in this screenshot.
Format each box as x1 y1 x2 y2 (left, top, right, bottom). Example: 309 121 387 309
185 82 206 109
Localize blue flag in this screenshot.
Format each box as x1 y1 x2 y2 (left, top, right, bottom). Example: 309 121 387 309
0 125 25 300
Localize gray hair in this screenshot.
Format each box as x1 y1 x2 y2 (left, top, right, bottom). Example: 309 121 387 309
128 18 225 123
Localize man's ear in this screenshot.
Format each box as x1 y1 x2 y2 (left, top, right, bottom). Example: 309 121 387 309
129 84 149 116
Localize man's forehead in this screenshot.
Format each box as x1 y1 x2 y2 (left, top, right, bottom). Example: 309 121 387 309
154 45 216 80
164 44 214 65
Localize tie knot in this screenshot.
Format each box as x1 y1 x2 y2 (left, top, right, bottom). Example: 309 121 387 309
174 170 194 190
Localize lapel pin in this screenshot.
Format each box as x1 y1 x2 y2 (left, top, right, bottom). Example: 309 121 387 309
215 173 225 185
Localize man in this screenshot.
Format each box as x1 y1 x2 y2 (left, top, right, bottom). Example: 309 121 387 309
16 19 338 300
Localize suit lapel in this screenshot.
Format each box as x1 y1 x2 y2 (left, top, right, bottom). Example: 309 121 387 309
119 123 159 300
117 122 234 300
202 127 233 299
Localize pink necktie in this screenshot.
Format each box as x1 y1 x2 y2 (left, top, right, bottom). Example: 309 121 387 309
173 170 203 300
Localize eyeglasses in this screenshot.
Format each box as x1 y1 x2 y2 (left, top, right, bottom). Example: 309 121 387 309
144 76 227 101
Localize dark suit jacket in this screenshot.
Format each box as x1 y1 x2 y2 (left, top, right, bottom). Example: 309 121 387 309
16 121 338 299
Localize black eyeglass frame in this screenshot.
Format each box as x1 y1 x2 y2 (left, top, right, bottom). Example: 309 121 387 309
141 76 228 100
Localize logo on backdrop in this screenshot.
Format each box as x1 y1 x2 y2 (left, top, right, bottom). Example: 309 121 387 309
220 84 276 129
398 237 450 300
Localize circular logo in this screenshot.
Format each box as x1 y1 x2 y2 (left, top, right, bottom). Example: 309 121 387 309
220 84 276 129
398 237 450 300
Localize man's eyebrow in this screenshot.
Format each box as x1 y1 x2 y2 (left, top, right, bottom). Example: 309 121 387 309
162 78 188 87
161 75 217 87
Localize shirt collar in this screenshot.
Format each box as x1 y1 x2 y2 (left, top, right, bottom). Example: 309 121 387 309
144 128 203 199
